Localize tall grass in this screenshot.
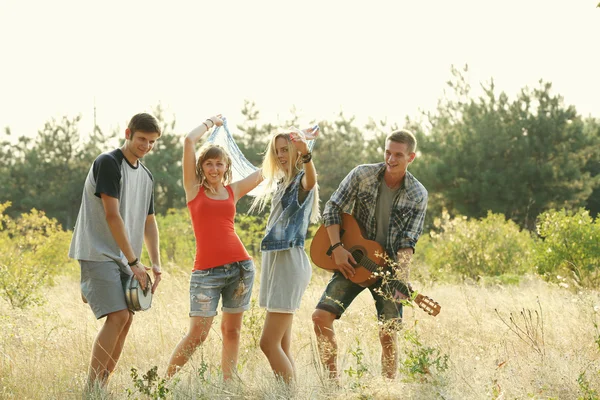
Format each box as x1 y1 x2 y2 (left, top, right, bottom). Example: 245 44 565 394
1 268 599 399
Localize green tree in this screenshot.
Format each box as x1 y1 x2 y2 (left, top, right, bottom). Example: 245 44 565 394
229 100 277 214
142 104 186 212
363 117 399 164
313 112 374 208
0 116 117 229
234 100 276 166
583 118 600 218
411 65 600 230
0 128 18 208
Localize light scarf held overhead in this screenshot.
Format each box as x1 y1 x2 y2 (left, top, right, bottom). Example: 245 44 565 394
205 118 317 197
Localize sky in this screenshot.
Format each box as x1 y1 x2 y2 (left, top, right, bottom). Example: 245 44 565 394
0 0 598 140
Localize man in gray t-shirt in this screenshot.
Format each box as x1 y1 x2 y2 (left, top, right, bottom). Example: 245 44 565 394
69 113 163 389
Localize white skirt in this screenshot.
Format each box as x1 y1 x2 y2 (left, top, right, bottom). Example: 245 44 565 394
259 247 312 313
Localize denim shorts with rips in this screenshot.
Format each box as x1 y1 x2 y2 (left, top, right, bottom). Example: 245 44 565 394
189 259 255 317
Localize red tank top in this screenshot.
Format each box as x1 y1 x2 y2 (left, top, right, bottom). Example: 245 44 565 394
187 186 251 270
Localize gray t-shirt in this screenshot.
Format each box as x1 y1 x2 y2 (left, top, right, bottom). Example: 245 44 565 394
375 180 400 249
68 149 154 264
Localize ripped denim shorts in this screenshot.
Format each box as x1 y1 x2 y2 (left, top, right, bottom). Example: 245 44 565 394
189 259 255 317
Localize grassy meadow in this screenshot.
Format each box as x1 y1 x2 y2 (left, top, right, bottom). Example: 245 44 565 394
1 264 599 400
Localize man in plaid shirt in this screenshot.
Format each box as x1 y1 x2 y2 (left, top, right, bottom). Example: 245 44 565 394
312 129 428 380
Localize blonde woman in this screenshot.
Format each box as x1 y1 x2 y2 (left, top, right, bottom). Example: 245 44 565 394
251 126 320 383
166 115 263 380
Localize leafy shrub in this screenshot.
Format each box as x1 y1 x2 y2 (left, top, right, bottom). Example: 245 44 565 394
344 338 370 390
535 208 600 288
235 213 267 258
0 202 78 308
150 208 196 272
415 210 536 282
400 324 449 383
126 366 169 400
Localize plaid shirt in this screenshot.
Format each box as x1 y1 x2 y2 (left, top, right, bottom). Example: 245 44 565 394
323 163 428 260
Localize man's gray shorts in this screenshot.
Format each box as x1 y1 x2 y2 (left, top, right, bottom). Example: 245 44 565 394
80 260 132 319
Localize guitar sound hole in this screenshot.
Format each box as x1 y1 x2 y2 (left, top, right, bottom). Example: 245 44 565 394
351 250 364 263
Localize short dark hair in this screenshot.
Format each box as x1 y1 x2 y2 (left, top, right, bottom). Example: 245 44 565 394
386 129 417 153
128 113 161 136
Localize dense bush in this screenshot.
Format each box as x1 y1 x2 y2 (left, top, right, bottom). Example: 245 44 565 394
535 208 600 288
149 208 196 272
0 202 78 308
235 213 268 259
2 200 598 310
414 210 537 282
0 203 271 307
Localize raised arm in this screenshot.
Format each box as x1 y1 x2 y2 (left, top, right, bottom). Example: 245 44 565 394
231 168 264 203
291 126 318 191
182 115 223 202
229 122 269 201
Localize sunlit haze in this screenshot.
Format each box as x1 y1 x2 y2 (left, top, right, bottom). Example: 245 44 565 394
1 0 598 139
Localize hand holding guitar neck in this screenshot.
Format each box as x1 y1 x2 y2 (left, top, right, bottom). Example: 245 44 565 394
385 279 441 317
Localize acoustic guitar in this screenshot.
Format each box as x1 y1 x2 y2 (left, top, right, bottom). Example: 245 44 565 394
310 213 441 317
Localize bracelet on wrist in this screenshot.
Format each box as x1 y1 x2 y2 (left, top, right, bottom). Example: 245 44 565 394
202 122 210 131
301 152 312 164
127 258 139 267
206 118 215 127
330 242 343 252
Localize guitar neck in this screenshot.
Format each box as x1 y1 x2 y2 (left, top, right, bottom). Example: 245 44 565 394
388 278 412 300
386 279 441 317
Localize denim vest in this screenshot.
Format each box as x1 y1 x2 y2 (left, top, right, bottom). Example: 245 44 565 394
261 171 315 252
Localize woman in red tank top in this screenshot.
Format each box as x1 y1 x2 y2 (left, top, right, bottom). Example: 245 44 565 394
166 115 263 380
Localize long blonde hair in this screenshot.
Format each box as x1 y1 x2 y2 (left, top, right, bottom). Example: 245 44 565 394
250 132 320 223
195 143 233 194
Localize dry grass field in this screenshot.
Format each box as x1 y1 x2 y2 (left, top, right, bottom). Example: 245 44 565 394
1 266 599 399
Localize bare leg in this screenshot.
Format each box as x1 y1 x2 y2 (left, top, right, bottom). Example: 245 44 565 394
88 309 132 388
311 309 338 380
105 311 134 379
220 312 243 380
379 324 399 379
166 316 214 378
260 312 295 383
281 321 295 377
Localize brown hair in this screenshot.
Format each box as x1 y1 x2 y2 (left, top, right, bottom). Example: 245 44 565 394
386 129 417 153
128 113 162 137
196 144 232 194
